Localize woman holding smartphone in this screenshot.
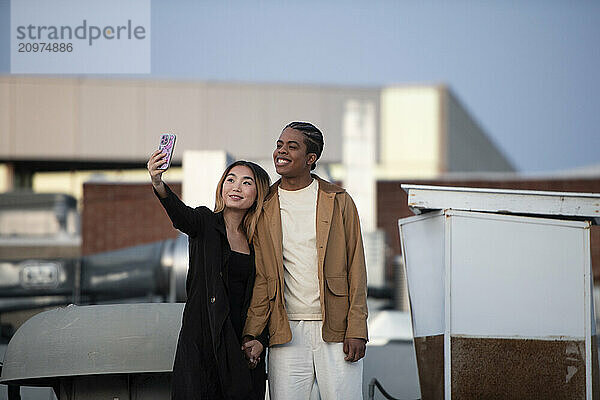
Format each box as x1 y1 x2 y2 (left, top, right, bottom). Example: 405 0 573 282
147 150 270 400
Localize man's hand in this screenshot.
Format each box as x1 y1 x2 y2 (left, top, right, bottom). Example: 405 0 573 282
241 336 264 369
343 338 366 362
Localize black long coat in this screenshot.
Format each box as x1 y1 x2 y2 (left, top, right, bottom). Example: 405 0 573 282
157 184 266 400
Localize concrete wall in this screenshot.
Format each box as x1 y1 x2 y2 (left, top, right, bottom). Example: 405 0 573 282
0 76 380 165
1 76 516 188
378 85 514 179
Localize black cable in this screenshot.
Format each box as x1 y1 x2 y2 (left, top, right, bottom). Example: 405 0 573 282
367 378 420 400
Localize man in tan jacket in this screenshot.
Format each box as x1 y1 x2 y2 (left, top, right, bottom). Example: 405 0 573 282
242 122 368 400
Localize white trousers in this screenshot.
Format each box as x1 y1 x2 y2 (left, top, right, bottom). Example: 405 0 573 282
267 320 363 400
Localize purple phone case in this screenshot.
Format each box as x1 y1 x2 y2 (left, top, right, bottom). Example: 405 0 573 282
158 134 176 169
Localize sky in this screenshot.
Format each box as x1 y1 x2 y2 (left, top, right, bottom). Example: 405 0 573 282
1 0 599 173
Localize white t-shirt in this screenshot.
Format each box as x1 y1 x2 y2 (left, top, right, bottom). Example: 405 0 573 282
278 179 321 320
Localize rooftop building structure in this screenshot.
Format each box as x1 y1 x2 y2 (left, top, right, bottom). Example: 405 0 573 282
0 76 514 196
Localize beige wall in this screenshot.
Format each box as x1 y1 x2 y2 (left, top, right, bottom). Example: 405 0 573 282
0 164 12 191
0 80 10 158
0 76 515 194
0 76 380 164
32 167 184 203
78 80 143 160
379 86 443 179
377 85 514 179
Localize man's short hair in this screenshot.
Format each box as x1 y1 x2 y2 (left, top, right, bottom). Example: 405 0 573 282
284 121 324 171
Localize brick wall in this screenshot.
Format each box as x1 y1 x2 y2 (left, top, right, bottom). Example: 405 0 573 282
82 182 182 255
377 177 600 280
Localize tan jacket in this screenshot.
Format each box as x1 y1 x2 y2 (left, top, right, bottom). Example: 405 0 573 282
243 175 368 346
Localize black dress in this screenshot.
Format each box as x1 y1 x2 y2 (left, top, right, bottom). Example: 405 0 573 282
155 184 267 400
228 251 266 400
228 251 252 342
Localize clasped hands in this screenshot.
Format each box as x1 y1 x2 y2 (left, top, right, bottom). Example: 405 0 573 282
241 336 366 369
241 336 264 369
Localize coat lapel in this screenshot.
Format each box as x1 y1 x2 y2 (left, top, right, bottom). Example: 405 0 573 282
214 212 230 289
263 189 284 282
314 175 345 275
316 188 335 274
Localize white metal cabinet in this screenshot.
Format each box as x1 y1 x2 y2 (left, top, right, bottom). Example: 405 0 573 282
399 185 600 400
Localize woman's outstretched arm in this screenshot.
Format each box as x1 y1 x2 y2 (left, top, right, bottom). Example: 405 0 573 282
147 149 208 237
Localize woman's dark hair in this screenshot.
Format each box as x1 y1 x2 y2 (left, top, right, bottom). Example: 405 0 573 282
283 121 324 170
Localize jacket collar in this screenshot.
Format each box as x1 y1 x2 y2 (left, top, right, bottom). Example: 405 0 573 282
264 174 345 204
261 174 343 293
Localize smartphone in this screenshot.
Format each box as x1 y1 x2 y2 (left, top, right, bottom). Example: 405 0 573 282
158 133 176 170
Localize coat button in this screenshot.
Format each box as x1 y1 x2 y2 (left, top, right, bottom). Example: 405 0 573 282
210 296 216 303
